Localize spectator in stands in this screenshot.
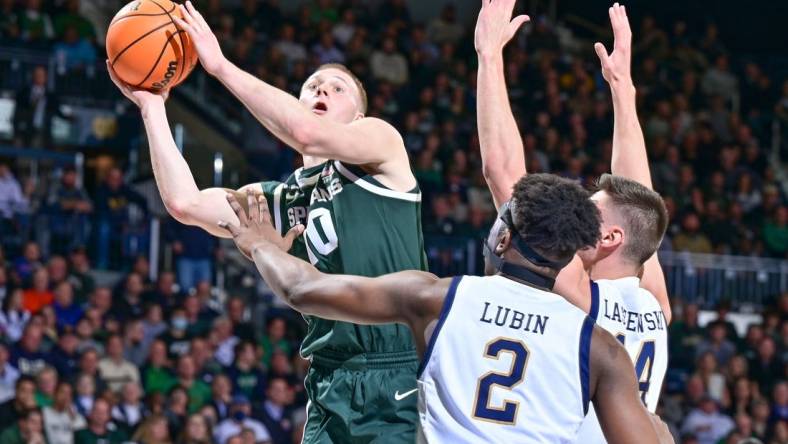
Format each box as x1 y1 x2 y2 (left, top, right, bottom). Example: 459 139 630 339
92 168 148 270
47 167 92 255
10 323 47 375
255 377 294 444
131 413 171 444
170 224 216 293
0 376 36 429
179 412 213 444
748 336 782 394
213 395 270 444
53 0 94 41
696 321 737 366
763 206 787 258
0 407 45 444
164 385 188 437
311 32 344 64
210 374 233 422
175 355 211 414
42 381 85 444
427 4 463 45
0 289 31 343
141 339 175 396
74 398 127 443
258 317 290 369
681 395 735 444
121 318 148 368
67 247 94 303
672 212 713 254
98 334 139 393
52 281 81 329
370 37 409 86
18 0 53 45
226 297 254 343
212 317 239 368
226 341 265 401
53 24 96 73
12 66 63 147
0 343 19 403
0 165 29 245
34 366 57 408
141 304 167 347
159 307 192 359
48 330 79 380
111 382 144 436
22 268 52 314
112 272 146 321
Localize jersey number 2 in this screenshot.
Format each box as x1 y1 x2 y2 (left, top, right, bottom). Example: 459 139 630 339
616 334 655 404
472 338 529 425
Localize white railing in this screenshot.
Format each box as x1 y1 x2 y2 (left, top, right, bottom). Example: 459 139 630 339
659 251 788 310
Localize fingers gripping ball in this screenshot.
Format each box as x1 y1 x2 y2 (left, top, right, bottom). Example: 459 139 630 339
106 0 197 91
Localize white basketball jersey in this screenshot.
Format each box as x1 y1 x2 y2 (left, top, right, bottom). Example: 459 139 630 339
418 275 595 444
575 277 668 443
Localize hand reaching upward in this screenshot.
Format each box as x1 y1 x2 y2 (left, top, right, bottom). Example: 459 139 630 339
594 3 633 86
474 0 530 57
172 1 227 76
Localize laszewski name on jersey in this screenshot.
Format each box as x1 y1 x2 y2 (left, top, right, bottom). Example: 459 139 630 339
601 297 667 333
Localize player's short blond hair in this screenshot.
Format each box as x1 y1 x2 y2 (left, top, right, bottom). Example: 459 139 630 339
315 63 368 115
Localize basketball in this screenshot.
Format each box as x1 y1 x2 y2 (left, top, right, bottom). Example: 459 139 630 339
106 0 197 91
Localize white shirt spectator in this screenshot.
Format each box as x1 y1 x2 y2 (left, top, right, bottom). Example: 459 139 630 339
112 402 143 428
214 417 271 444
681 406 735 444
214 336 240 368
97 357 140 393
370 50 409 86
0 362 19 402
0 169 29 219
43 405 87 444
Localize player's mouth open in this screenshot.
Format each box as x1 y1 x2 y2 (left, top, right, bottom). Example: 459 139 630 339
313 102 328 115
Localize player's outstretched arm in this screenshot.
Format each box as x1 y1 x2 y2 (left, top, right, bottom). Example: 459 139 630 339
595 3 670 323
219 192 447 333
108 62 258 238
475 0 530 209
590 326 673 444
174 2 405 169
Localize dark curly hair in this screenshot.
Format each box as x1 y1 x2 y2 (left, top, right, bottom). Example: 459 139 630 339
510 174 601 264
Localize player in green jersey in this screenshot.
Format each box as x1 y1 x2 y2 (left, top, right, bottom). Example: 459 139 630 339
108 2 428 441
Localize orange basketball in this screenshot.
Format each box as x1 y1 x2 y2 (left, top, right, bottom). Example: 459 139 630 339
106 0 197 91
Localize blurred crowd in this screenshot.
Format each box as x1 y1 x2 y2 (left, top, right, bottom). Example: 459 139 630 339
0 0 787 443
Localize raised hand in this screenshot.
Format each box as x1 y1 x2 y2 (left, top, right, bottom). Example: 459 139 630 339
173 1 227 76
106 60 168 109
218 190 305 260
594 3 633 85
474 0 530 57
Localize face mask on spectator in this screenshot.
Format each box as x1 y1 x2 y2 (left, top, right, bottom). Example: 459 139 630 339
172 317 188 331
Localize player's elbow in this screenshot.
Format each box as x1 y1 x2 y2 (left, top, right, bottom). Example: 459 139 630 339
291 121 322 151
163 197 195 225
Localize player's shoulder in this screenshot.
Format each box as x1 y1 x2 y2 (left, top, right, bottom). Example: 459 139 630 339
354 117 405 146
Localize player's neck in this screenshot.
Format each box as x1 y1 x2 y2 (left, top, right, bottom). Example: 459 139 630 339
303 155 327 169
588 254 639 281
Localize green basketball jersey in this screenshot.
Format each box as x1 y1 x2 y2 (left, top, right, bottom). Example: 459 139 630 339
259 164 325 261
300 161 428 357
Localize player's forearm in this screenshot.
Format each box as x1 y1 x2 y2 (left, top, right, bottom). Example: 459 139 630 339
477 53 526 208
251 240 323 311
140 101 235 235
609 82 653 189
213 60 323 152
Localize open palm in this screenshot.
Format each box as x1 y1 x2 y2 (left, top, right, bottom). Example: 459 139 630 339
594 3 632 84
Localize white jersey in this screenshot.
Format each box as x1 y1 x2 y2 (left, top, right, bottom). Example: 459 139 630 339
576 277 668 443
418 275 595 443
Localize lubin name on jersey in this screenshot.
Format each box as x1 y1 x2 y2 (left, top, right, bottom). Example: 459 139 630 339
479 302 550 335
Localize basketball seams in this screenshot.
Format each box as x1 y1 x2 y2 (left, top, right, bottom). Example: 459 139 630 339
109 6 176 27
135 29 186 88
109 20 176 68
147 0 188 86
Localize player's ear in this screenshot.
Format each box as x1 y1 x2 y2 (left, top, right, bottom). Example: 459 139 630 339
599 225 624 249
353 111 364 121
495 228 512 255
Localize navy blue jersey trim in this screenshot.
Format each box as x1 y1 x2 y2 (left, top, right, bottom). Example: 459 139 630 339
417 275 463 378
579 315 594 416
589 281 600 320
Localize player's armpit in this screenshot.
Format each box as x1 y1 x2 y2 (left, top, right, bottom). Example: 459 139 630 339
639 254 671 324
590 326 665 444
553 255 592 313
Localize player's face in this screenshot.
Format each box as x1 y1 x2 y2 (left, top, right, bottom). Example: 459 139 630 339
299 68 363 124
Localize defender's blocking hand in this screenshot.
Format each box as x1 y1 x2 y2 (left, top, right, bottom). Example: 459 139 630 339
474 0 530 57
594 3 633 85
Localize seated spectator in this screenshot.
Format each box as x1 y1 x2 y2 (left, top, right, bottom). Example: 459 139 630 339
763 206 787 258
42 381 86 444
18 0 53 44
0 166 30 243
112 273 146 321
67 247 94 303
46 167 92 255
213 395 270 444
695 321 737 366
22 268 53 315
10 323 47 375
189 337 221 384
141 304 167 347
75 349 103 393
164 386 188 438
34 366 57 408
141 340 176 396
259 317 291 369
212 317 239 368
179 412 213 444
170 223 216 292
93 168 148 270
672 212 713 254
771 382 788 423
175 355 211 414
227 298 254 343
225 341 265 401
311 33 344 64
98 334 139 393
681 395 735 444
52 281 82 329
255 377 295 444
748 337 782 395
122 319 149 368
53 0 95 41
0 344 20 403
111 382 144 436
0 407 45 444
48 330 80 380
0 289 31 343
427 4 463 45
158 307 193 360
183 295 211 338
210 374 233 422
143 271 182 317
370 37 409 86
74 398 127 443
131 414 171 444
73 373 94 419
0 376 36 429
